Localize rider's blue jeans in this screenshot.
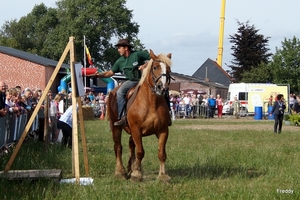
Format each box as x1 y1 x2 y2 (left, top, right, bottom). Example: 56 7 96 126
116 80 138 119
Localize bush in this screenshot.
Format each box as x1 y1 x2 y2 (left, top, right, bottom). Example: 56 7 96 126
285 113 300 126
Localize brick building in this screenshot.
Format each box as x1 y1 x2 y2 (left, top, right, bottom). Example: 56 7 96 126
0 46 68 92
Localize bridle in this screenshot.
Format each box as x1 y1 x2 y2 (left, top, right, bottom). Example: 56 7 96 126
147 59 174 95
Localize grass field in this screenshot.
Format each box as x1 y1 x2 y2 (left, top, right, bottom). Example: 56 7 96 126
0 117 299 199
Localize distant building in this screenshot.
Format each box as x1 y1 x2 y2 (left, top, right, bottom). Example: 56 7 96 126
192 58 232 87
0 45 68 92
169 58 232 98
0 46 232 98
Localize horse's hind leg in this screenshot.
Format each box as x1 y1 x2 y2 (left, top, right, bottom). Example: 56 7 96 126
127 136 136 175
157 131 170 182
112 127 127 179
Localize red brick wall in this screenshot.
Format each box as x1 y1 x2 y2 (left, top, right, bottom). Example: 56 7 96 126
170 76 211 93
0 53 55 91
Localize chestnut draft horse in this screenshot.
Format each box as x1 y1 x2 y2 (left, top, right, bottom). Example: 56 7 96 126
107 49 172 181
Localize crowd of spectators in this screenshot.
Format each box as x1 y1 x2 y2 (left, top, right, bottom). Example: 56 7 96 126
1 80 228 121
0 81 108 143
1 84 107 120
169 92 224 119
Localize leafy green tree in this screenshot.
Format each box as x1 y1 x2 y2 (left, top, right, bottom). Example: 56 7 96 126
0 4 58 55
0 20 19 48
241 62 274 83
228 21 272 82
270 36 300 93
0 0 142 70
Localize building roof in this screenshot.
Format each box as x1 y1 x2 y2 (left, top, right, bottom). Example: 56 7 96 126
170 71 228 89
192 58 232 87
0 45 69 69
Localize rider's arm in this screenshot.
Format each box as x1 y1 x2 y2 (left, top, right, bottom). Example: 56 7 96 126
96 70 114 78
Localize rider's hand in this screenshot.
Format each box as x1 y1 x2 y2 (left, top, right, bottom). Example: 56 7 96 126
85 72 101 77
139 63 148 70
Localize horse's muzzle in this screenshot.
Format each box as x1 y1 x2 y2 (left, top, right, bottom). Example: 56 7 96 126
155 84 168 96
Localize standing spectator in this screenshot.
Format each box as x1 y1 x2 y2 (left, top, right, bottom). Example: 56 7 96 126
190 94 199 118
178 99 186 118
270 94 286 134
15 86 22 96
88 91 95 105
289 93 295 113
216 94 223 118
207 95 216 118
48 92 58 143
15 94 27 115
58 105 77 148
0 81 8 117
98 92 105 117
268 95 274 106
232 96 241 119
170 94 177 112
201 95 208 118
5 88 19 114
293 95 300 114
24 88 33 110
183 94 191 117
198 94 203 105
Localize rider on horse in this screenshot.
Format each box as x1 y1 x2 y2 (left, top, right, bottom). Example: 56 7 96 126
90 38 151 126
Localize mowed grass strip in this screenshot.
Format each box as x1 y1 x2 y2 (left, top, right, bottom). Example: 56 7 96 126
0 118 299 200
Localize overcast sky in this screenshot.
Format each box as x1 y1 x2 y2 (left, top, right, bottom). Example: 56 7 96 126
1 0 299 75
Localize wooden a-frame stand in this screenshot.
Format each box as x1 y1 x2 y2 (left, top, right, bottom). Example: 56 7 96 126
2 37 89 184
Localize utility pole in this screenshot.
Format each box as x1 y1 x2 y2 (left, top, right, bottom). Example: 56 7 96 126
217 0 226 67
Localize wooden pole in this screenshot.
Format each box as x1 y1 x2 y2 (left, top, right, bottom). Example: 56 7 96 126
77 97 90 176
69 37 80 183
44 96 49 150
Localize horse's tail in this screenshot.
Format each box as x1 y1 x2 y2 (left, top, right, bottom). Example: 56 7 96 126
106 92 113 122
105 104 110 121
106 88 119 124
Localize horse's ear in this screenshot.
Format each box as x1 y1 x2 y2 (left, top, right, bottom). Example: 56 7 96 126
149 49 157 59
167 53 172 59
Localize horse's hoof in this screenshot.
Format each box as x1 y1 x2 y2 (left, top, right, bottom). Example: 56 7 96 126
115 169 127 180
115 173 127 180
157 174 171 183
130 176 143 182
130 170 143 182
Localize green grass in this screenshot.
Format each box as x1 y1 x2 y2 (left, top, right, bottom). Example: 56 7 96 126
0 118 299 199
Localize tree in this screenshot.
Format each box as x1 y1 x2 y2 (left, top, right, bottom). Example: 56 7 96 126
0 0 142 70
270 36 300 93
228 21 272 82
0 4 58 55
241 62 274 83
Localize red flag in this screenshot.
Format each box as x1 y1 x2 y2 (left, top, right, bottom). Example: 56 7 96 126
85 45 94 66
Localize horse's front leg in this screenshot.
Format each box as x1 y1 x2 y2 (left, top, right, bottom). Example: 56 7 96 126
157 130 170 182
112 126 127 179
130 130 144 181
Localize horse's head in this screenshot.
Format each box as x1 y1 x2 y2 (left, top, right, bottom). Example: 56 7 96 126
139 49 172 96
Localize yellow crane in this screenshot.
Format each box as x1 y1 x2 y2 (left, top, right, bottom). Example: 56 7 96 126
217 0 226 67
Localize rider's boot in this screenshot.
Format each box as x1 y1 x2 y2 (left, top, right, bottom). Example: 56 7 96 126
114 116 126 126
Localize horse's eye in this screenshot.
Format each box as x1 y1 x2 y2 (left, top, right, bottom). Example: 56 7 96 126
153 66 157 70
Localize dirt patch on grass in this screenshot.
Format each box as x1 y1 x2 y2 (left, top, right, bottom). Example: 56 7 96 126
176 116 298 132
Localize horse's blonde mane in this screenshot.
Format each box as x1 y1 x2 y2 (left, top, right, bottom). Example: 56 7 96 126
138 54 172 86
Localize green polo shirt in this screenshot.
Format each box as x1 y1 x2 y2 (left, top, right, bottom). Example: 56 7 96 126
111 51 150 81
